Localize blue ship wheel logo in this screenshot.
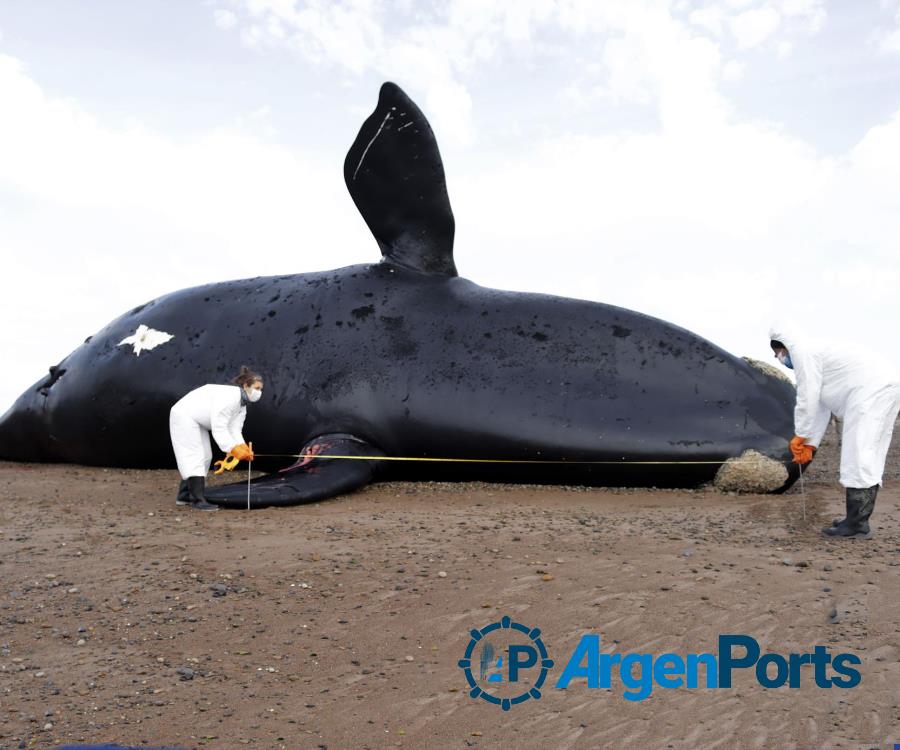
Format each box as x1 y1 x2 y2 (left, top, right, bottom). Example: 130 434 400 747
457 615 553 711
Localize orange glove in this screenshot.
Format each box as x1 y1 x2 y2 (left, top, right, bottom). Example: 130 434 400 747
213 454 240 475
789 436 814 465
230 442 254 462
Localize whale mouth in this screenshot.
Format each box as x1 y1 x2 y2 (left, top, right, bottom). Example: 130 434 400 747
714 449 790 493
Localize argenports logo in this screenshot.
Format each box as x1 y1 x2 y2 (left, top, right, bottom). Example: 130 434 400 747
458 617 862 709
457 615 554 711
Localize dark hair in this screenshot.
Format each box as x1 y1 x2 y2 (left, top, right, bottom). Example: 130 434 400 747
233 366 262 387
770 339 785 351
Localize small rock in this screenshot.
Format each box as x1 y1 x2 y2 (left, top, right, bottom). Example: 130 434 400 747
782 558 793 566
43 722 53 730
437 571 447 578
211 584 228 597
176 667 195 681
404 655 414 662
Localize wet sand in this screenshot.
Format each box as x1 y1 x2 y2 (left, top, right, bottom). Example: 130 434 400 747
1 420 898 750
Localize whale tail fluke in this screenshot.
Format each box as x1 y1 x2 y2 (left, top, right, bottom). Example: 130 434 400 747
344 82 457 277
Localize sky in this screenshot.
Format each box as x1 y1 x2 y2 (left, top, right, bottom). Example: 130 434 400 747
1 0 900 412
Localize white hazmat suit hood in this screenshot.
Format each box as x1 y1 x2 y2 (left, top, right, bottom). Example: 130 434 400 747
769 323 900 488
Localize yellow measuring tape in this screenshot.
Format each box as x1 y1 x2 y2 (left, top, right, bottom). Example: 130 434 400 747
250 452 767 466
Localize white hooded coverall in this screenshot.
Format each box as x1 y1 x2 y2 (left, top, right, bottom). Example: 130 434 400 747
770 327 900 488
169 384 247 479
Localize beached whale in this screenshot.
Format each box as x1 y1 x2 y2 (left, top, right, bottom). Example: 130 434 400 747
0 82 799 507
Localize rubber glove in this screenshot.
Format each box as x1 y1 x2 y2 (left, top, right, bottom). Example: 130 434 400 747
213 454 240 475
231 442 254 462
789 436 814 465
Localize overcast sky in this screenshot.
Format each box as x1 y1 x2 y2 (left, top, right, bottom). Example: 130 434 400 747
2 0 899 412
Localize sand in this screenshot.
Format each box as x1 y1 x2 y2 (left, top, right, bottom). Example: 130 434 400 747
1 420 899 750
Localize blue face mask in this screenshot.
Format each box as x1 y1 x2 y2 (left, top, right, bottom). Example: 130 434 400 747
777 352 793 370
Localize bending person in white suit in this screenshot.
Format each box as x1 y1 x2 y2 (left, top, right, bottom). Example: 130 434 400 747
770 326 900 539
169 366 263 511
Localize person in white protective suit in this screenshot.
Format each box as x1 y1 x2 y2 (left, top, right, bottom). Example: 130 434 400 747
169 366 263 511
769 326 900 539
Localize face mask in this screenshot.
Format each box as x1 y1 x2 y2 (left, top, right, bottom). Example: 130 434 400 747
246 387 262 403
777 352 793 370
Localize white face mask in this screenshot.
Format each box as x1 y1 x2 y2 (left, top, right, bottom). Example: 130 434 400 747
776 352 793 370
246 386 262 403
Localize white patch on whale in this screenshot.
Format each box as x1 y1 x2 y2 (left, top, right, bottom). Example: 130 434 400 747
353 110 393 181
118 325 174 356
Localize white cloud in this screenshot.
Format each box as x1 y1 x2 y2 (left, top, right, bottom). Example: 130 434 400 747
776 39 793 58
220 0 484 144
730 6 781 49
686 0 824 47
881 31 900 53
213 8 238 29
0 54 348 247
784 0 827 32
211 0 833 150
689 7 725 36
876 5 900 54
722 59 746 80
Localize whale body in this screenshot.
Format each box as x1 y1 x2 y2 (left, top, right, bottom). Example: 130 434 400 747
0 82 798 507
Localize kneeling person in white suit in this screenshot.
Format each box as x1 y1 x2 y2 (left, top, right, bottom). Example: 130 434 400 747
169 366 263 511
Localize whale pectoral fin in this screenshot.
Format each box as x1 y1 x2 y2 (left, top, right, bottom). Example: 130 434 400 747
204 434 384 509
344 82 457 277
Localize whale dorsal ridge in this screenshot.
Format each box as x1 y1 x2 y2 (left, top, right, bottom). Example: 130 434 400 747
344 82 457 277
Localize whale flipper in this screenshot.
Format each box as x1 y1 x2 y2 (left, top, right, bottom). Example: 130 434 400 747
205 435 383 509
344 82 456 277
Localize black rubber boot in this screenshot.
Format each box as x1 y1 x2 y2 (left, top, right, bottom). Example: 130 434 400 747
829 492 852 528
187 476 219 512
822 486 877 539
176 479 190 506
